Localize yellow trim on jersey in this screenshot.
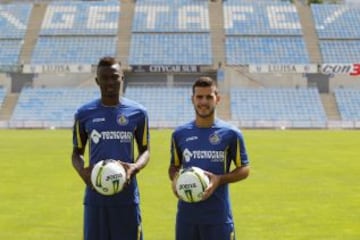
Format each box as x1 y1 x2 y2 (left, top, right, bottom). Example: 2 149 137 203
230 230 235 240
235 139 242 167
132 134 135 163
172 138 180 167
142 116 148 147
75 120 83 149
224 146 229 174
137 224 142 240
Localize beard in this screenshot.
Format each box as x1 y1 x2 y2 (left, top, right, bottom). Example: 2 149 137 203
194 106 215 118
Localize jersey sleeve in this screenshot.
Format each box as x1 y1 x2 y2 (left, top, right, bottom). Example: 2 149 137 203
72 111 87 150
230 130 249 167
170 132 182 167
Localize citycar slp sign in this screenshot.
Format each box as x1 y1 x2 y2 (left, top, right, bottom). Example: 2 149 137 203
131 65 200 73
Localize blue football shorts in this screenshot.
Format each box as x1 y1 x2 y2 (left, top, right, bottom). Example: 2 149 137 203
176 219 236 240
84 204 143 240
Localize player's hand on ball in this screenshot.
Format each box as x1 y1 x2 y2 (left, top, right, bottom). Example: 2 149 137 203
117 161 139 184
202 171 221 201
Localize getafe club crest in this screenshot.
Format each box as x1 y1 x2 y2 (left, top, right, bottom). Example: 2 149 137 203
117 114 128 126
209 132 221 145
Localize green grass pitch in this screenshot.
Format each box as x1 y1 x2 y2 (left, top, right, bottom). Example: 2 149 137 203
0 129 359 239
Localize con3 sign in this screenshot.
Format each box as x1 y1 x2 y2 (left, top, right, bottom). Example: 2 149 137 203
320 64 360 76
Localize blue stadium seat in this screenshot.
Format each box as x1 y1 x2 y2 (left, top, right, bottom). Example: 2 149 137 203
40 1 119 35
311 4 360 39
125 86 194 126
31 1 119 64
130 0 212 65
226 36 309 64
319 40 360 64
0 40 23 65
223 1 302 35
334 88 360 121
223 1 308 64
31 36 117 64
230 88 326 122
129 33 212 65
133 0 209 32
0 3 32 38
0 3 32 65
11 88 99 124
312 4 360 63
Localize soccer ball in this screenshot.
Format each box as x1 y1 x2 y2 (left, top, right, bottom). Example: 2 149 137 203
175 166 210 203
91 159 127 196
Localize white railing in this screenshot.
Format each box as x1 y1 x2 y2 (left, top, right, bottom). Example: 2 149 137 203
1 120 360 129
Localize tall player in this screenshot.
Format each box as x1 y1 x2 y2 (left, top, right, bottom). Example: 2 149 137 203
168 76 250 240
72 56 150 240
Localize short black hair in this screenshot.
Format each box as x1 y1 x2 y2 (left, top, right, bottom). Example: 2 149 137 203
192 76 218 95
97 56 120 68
96 56 122 75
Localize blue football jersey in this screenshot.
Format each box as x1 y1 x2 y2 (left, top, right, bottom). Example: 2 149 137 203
73 97 149 206
170 119 249 224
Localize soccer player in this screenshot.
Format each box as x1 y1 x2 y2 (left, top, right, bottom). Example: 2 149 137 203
168 76 250 240
71 56 150 240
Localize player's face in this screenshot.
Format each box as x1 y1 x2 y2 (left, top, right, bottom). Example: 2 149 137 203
96 64 123 98
192 86 219 119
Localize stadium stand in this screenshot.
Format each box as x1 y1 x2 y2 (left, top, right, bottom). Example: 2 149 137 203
30 1 120 64
230 88 327 127
129 0 212 65
223 1 310 65
226 36 309 64
311 4 360 63
130 33 211 65
334 88 360 121
0 0 359 129
0 3 32 65
31 36 117 64
10 87 99 128
124 86 194 127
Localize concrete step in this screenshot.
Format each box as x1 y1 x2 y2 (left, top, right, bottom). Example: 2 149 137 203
117 0 135 68
20 3 47 64
209 0 225 68
217 94 231 120
320 93 341 120
0 93 19 121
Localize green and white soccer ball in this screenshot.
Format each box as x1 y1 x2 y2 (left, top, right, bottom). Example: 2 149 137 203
91 159 127 196
175 166 210 203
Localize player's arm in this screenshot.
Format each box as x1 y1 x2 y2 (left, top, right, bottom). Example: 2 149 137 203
168 133 182 197
168 164 181 198
122 113 151 181
71 117 91 187
121 140 150 183
203 165 249 200
168 163 181 181
168 132 181 181
218 165 250 185
72 147 92 187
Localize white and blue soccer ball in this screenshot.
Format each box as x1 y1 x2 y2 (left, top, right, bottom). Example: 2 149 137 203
175 166 210 203
91 159 127 196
